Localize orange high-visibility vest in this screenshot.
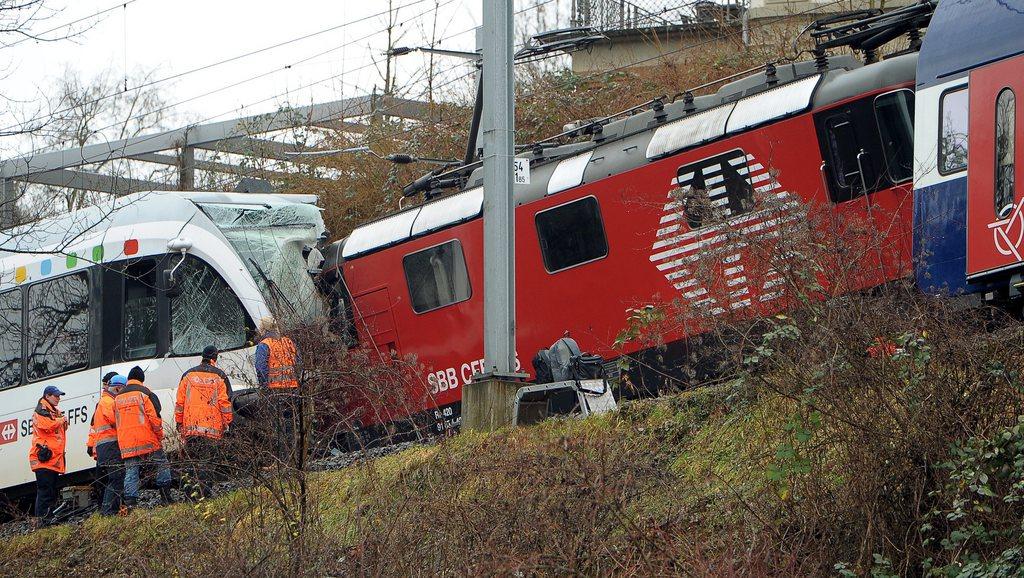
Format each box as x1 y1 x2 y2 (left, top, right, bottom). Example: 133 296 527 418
175 363 233 440
114 381 163 459
262 336 299 389
29 398 67 473
87 390 118 457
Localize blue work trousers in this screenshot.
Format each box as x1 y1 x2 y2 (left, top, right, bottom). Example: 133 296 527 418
95 442 124 516
123 449 172 501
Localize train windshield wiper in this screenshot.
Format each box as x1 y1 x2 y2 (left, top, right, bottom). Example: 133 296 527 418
248 257 297 315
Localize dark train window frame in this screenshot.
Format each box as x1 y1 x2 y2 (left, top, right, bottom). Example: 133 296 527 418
873 89 916 185
402 239 473 314
673 148 755 231
938 85 969 176
122 257 160 361
535 195 609 274
25 270 91 383
0 287 23 390
995 87 1016 218
824 115 864 194
815 95 892 203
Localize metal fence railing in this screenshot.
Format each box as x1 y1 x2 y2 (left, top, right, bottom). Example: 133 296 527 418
570 0 746 31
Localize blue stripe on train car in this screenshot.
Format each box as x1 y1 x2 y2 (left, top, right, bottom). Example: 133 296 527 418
914 177 995 297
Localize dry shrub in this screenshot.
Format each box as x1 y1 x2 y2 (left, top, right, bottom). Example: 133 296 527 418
738 287 1024 573
84 320 436 577
339 408 819 577
611 182 1024 573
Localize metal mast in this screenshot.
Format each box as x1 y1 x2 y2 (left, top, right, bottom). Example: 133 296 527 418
481 0 516 376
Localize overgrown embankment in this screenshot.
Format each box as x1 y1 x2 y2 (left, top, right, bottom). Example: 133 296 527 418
4 293 1024 577
0 385 785 576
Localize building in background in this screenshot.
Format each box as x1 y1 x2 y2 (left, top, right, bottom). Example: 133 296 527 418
569 0 915 73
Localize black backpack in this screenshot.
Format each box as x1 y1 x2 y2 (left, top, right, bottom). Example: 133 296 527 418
570 354 605 381
532 337 581 383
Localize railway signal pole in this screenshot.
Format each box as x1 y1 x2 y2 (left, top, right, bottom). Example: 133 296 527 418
481 0 516 377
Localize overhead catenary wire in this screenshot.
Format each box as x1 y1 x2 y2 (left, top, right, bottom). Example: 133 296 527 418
4 0 145 48
359 0 854 174
362 0 852 142
9 49 474 184
11 0 846 186
173 0 861 196
7 0 564 153
6 0 468 168
1 0 440 135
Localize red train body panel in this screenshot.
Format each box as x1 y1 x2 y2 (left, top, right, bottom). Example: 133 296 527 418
336 55 918 433
966 54 1024 279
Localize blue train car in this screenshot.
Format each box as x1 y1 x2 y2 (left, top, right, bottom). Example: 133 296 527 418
913 0 1024 298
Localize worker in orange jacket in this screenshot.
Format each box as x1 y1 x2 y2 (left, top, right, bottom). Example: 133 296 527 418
175 345 233 499
255 317 302 465
29 385 69 524
87 373 125 516
115 366 173 506
256 317 301 390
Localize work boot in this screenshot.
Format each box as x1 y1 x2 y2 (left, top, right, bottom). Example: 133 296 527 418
121 497 137 515
158 486 175 505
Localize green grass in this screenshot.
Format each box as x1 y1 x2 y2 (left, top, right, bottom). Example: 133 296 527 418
0 383 785 576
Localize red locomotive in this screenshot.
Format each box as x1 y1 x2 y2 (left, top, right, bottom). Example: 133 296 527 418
320 7 929 436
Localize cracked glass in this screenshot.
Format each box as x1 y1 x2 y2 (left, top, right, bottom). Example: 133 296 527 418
199 202 325 322
170 255 249 356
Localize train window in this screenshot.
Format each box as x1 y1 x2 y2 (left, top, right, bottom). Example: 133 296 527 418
825 116 867 198
535 196 609 273
170 255 248 356
123 259 158 360
817 98 888 203
995 88 1016 218
403 240 471 314
26 272 89 381
939 87 969 174
0 289 21 389
674 149 754 230
874 90 915 184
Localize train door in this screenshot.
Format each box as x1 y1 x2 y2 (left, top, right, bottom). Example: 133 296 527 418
815 89 916 287
966 54 1024 279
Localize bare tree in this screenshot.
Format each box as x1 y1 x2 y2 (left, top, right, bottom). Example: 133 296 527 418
20 67 178 216
0 0 91 138
375 0 410 98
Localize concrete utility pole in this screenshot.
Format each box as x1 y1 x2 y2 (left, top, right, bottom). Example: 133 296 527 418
481 0 516 376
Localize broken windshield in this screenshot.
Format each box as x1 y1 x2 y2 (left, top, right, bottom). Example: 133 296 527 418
199 202 326 323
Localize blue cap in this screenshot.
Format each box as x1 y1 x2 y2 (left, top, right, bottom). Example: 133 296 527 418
43 385 65 397
109 375 127 387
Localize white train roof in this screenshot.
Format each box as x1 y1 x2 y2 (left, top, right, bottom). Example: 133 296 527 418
0 191 318 273
341 53 917 260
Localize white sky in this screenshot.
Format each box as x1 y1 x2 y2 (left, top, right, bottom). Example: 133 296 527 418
1 0 494 155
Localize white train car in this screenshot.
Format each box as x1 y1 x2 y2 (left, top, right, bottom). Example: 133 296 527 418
0 191 326 495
